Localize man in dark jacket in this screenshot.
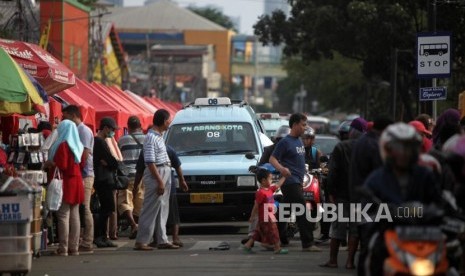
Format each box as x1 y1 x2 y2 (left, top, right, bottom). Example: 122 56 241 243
349 116 392 273
349 117 393 203
320 118 366 269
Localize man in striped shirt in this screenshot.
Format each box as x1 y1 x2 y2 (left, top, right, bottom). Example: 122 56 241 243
117 116 145 239
134 109 179 250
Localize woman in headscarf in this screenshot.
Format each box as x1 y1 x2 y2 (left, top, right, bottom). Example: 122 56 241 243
46 119 84 256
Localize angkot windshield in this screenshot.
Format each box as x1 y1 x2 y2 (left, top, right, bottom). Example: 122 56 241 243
166 123 258 156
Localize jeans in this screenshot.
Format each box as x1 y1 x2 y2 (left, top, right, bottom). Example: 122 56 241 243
56 202 80 253
81 176 94 248
280 183 314 248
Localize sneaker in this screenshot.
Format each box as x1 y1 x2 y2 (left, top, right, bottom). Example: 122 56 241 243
315 235 330 245
94 237 109 248
105 239 118 247
302 245 322 252
78 245 94 253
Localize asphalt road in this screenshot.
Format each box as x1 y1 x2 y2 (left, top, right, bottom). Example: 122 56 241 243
26 222 357 276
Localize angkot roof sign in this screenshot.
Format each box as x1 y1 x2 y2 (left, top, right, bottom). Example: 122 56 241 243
417 33 451 78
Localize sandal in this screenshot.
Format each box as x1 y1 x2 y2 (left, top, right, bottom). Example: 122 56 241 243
129 226 138 240
172 240 184 247
345 264 356 269
273 248 288 254
133 243 154 251
242 247 254 254
157 243 180 249
319 262 338 268
52 249 68 257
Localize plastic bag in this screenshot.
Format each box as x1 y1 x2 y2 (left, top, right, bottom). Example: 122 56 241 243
46 167 63 211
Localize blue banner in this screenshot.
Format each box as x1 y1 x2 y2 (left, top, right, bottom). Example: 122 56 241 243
419 87 447 101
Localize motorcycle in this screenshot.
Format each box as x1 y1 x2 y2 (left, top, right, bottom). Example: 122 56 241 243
358 188 464 276
272 164 324 239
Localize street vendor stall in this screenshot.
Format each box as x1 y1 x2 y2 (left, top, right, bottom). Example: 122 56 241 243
0 39 76 95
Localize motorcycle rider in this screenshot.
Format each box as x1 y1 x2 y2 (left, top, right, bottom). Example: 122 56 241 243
338 120 352 141
301 126 328 244
360 123 441 275
364 123 440 204
302 127 322 170
259 125 290 166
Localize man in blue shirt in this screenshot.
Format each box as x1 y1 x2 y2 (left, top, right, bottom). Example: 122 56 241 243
270 113 321 252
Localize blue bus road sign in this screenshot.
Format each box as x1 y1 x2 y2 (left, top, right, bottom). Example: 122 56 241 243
417 33 451 78
419 87 447 101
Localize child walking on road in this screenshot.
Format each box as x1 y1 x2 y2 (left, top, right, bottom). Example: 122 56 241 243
243 169 288 254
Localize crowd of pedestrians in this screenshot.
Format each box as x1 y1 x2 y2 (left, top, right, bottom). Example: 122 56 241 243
43 106 186 255
43 104 465 274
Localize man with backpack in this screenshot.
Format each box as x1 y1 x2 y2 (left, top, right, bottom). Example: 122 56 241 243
117 116 145 239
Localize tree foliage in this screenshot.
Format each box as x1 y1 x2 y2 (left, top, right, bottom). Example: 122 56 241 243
255 0 465 120
275 53 365 114
188 6 238 32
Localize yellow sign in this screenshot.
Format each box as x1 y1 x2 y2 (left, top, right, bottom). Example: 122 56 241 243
190 193 224 204
39 19 51 50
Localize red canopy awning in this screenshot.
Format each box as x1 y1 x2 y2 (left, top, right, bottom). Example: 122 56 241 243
68 80 131 139
92 84 154 128
0 39 76 95
144 97 178 118
58 84 97 134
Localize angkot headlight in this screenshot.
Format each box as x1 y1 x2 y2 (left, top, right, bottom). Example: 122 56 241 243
237 176 255 187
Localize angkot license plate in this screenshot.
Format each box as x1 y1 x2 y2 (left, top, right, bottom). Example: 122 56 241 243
190 193 224 203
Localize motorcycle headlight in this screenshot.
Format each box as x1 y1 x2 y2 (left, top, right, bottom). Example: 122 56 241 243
302 173 311 189
409 258 434 276
237 176 255 187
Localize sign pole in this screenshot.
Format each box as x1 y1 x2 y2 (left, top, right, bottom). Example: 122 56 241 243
432 78 437 120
